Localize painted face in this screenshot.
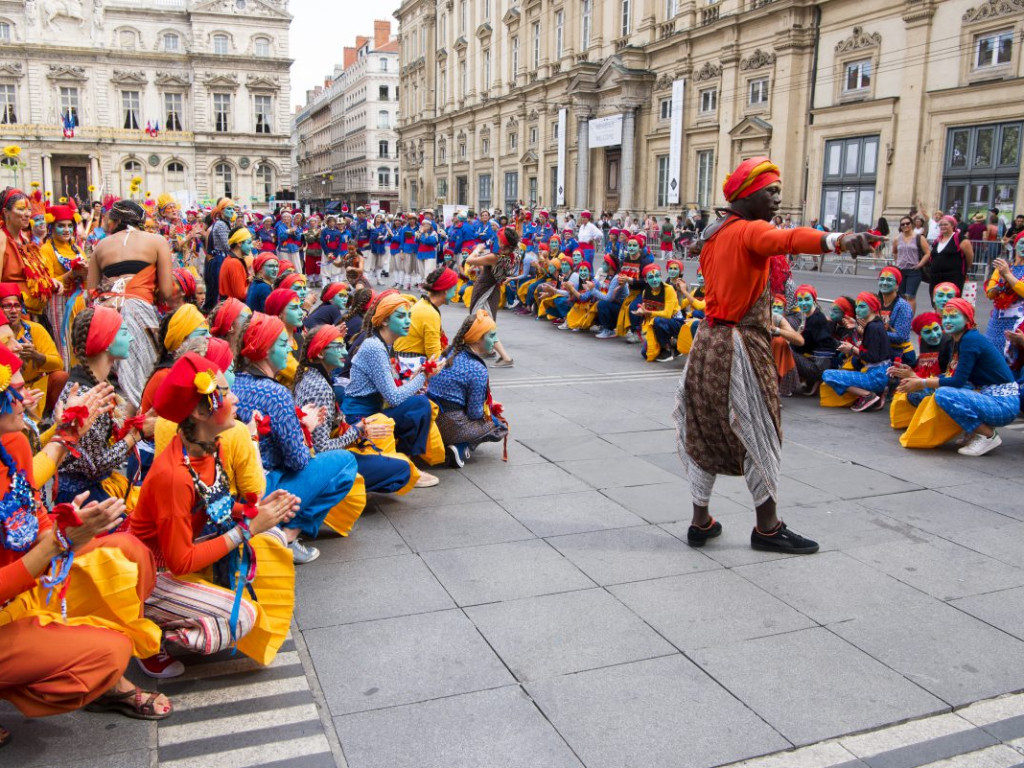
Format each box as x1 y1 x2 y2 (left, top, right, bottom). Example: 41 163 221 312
933 287 957 310
388 306 412 336
483 329 498 354
54 221 74 240
107 324 132 359
696 272 704 287
942 309 967 335
321 340 347 369
626 242 640 256
578 267 590 281
560 261 572 275
222 364 236 388
571 252 582 266
920 323 943 347
0 297 21 327
211 372 237 427
549 241 560 255
262 261 280 280
223 206 236 223
855 301 871 320
1016 239 1024 260
878 274 898 294
829 304 845 322
646 271 662 288
283 300 304 328
267 331 291 372
795 292 816 314
240 240 254 256
292 281 308 302
187 325 210 340
547 263 557 276
331 292 349 311
667 265 681 279
445 285 457 302
771 302 784 317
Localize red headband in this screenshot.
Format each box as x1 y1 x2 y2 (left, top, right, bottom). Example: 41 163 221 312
879 266 902 286
723 157 781 202
932 282 960 298
856 292 882 313
204 336 234 373
0 283 21 301
944 297 976 327
428 267 459 292
911 312 942 335
833 297 854 317
305 324 344 361
210 297 246 337
253 253 278 275
265 288 299 318
642 264 661 277
795 284 817 301
241 312 286 361
666 259 682 272
85 306 123 357
173 268 197 298
279 273 307 292
321 282 349 303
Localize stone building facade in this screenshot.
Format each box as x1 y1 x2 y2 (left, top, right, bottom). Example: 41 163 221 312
293 20 400 211
395 0 1024 228
0 0 293 208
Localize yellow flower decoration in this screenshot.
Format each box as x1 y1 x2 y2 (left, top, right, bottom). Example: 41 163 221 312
0 364 11 394
44 191 51 198
2 145 21 159
193 370 216 395
59 196 67 203
131 175 143 185
30 181 40 188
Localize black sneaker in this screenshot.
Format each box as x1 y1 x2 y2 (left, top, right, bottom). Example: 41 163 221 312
446 444 466 469
687 519 722 547
850 394 879 412
750 522 819 554
655 350 675 363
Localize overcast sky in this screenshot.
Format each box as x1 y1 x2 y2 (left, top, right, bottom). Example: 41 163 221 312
288 0 402 108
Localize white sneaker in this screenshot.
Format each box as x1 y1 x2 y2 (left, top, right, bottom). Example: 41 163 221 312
589 324 602 333
958 431 1002 457
557 322 569 330
625 330 640 344
415 471 440 487
595 328 617 339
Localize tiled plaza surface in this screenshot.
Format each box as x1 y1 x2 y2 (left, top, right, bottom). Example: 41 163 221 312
8 284 1024 768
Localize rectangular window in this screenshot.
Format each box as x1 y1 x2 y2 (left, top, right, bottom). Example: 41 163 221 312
254 37 270 57
529 126 537 144
0 23 10 42
698 87 717 114
483 49 491 89
59 86 79 126
459 141 466 159
164 33 179 52
553 121 559 139
555 11 564 59
378 110 390 129
379 139 389 158
0 84 15 125
121 90 140 130
666 0 678 16
532 22 541 69
213 93 230 132
504 171 518 207
582 0 592 49
696 149 715 208
459 0 467 34
528 176 537 205
460 60 467 97
165 93 183 131
821 135 879 231
381 58 388 72
378 85 388 101
254 94 272 134
213 34 229 55
440 70 447 104
659 98 672 121
844 59 871 92
657 155 670 207
748 78 769 105
621 0 631 36
378 168 390 187
437 178 448 198
975 29 1013 69
479 173 492 209
508 131 517 151
511 36 519 80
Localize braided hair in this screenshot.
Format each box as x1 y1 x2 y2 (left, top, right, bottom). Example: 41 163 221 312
440 313 479 361
107 200 145 233
422 265 449 296
69 307 101 387
342 287 372 326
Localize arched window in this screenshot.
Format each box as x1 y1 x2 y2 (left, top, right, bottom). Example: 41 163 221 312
121 160 143 196
253 36 271 57
212 33 229 55
255 163 273 201
165 161 185 189
214 162 233 199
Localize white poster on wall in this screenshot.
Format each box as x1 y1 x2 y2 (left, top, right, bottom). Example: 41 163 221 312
588 114 623 148
668 78 685 205
556 107 567 207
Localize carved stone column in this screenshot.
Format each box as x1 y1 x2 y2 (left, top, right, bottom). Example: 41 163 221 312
574 105 592 211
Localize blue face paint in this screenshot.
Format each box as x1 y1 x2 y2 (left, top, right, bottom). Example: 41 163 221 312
263 263 279 280
483 329 498 354
322 341 347 369
921 323 943 347
108 325 132 359
284 300 304 328
388 307 411 336
240 240 253 256
796 294 816 314
942 311 967 335
829 305 845 321
223 364 236 388
187 326 210 340
445 285 457 302
645 272 662 288
331 293 349 311
855 302 871 320
268 331 291 372
878 275 898 294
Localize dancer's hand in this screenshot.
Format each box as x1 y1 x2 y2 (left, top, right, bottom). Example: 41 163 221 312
249 489 299 536
66 493 127 549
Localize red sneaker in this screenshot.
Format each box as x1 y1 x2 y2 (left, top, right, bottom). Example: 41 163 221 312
137 652 185 679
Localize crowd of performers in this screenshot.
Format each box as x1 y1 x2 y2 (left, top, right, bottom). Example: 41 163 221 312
0 188 513 741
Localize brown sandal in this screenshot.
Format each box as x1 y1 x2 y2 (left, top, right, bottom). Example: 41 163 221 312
84 687 172 721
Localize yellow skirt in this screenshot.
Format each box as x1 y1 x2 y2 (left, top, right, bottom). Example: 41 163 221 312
641 318 660 362
100 472 141 515
899 394 963 449
420 399 446 466
615 289 641 336
566 301 598 330
517 276 543 304
676 319 699 355
889 391 918 430
0 546 162 658
536 293 559 319
180 533 295 666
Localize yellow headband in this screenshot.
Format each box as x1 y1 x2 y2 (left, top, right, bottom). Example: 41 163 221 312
228 227 253 246
164 303 208 352
464 309 496 343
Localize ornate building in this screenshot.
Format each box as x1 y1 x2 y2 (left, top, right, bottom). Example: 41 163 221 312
293 20 400 211
395 0 1023 228
0 0 293 207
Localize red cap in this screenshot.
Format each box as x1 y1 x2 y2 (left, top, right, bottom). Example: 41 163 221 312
321 282 350 303
305 324 344 361
253 253 279 276
265 288 299 318
0 283 21 301
279 273 307 292
642 263 661 277
241 313 286 361
153 352 222 424
173 268 197 299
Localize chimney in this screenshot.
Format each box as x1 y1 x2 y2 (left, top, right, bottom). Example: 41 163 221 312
374 20 391 49
324 77 333 89
356 36 370 52
343 46 356 69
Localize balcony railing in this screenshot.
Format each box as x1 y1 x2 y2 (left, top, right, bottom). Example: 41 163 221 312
701 3 720 25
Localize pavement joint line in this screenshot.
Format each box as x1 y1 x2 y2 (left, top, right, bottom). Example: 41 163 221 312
289 620 350 768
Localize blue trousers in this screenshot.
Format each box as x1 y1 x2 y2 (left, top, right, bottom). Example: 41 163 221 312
353 451 412 494
525 280 544 308
822 364 889 395
933 386 1021 432
344 393 432 457
627 295 644 332
551 296 572 319
267 449 359 538
653 316 685 349
596 298 623 331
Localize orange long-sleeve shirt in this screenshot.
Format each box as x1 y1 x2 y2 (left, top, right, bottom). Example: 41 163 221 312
0 433 52 604
130 435 233 576
701 219 824 323
219 256 249 302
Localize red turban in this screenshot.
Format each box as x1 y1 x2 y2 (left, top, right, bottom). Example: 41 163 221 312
879 266 902 286
833 297 854 318
153 352 222 424
641 263 661 277
278 260 296 274
911 312 942 335
666 259 682 273
253 253 278 276
279 273 306 292
856 292 881 313
85 306 123 357
932 282 960 298
210 297 247 337
205 337 234 374
321 282 349 303
264 288 298 318
795 284 817 300
722 157 781 203
603 254 618 272
172 268 197 298
0 283 21 301
427 267 458 292
305 324 344 361
241 313 286 361
944 297 976 328
0 344 23 379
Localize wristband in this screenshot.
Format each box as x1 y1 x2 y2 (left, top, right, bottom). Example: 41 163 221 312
226 526 245 547
825 233 843 253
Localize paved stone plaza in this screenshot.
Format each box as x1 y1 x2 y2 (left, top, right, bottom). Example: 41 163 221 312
7 281 1024 768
